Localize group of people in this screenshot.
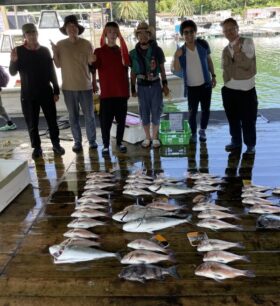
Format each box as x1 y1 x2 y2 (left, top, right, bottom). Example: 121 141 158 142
2 15 257 159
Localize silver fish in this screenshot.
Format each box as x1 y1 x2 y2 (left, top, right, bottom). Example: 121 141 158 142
75 203 107 210
195 262 255 281
127 239 169 253
67 218 106 229
84 182 115 190
71 209 109 218
82 189 111 196
193 194 207 204
126 178 153 185
195 178 224 186
123 188 152 196
86 172 114 179
192 202 230 212
194 185 220 192
119 264 179 283
197 219 241 231
77 195 109 204
242 185 271 192
123 216 191 233
112 205 180 223
242 197 274 205
63 229 100 239
60 237 100 248
197 210 240 220
241 191 269 198
49 245 119 264
197 239 244 252
146 201 185 211
121 250 175 264
148 184 195 196
256 214 280 229
203 251 250 264
86 178 113 183
127 171 153 180
249 204 280 214
123 183 150 190
272 188 280 195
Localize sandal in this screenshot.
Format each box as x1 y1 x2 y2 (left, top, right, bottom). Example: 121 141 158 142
141 139 151 148
152 139 161 148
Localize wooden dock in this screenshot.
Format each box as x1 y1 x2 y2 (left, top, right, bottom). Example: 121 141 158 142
0 119 279 306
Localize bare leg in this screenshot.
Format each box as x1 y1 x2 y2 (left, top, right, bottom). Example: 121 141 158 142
152 124 159 140
143 124 151 140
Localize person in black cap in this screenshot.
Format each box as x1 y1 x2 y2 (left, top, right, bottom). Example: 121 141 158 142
9 23 65 159
51 15 97 153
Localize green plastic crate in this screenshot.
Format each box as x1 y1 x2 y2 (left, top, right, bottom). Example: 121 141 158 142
159 120 191 146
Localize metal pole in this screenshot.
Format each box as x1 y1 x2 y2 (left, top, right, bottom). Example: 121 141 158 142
148 0 156 38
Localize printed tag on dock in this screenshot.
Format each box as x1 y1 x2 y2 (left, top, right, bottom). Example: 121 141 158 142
187 232 208 247
151 234 169 248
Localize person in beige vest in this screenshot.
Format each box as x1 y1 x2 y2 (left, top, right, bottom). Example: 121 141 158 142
221 18 258 155
51 15 97 153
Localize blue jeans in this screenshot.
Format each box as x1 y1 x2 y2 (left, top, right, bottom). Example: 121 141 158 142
63 90 96 146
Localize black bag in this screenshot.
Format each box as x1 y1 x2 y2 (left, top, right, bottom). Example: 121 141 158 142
0 65 9 87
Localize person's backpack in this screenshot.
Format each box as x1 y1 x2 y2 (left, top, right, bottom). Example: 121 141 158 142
0 66 9 87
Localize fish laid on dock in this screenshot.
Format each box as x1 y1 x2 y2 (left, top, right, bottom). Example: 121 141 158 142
272 187 280 195
194 185 220 193
121 250 175 264
192 194 207 204
119 264 179 283
127 239 170 253
242 197 274 206
145 201 185 211
71 208 109 218
197 210 240 220
242 185 271 192
123 216 191 233
123 183 150 190
192 202 230 212
86 172 114 179
241 191 269 198
123 188 152 196
256 214 280 229
203 250 250 264
63 229 100 239
67 218 106 229
60 237 101 248
248 204 280 214
148 184 195 196
77 195 109 204
84 182 115 190
195 262 255 281
75 203 107 210
197 219 241 231
197 239 244 252
82 189 111 196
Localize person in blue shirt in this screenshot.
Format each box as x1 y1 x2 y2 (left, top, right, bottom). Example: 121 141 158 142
173 20 216 143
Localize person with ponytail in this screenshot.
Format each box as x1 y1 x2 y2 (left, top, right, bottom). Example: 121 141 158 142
92 21 130 156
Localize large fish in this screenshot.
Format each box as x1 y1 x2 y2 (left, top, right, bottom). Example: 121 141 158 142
60 237 101 248
123 216 191 233
148 184 195 196
127 239 169 254
63 229 100 239
119 264 179 283
203 250 250 264
192 194 207 204
49 245 119 264
67 218 106 229
197 239 244 252
112 205 181 223
77 195 109 204
272 187 280 195
192 202 230 212
256 214 280 229
242 184 271 192
121 250 175 264
195 262 255 281
242 197 274 206
187 173 218 180
194 185 220 193
123 183 150 190
146 201 185 211
194 178 224 186
197 210 240 220
126 178 153 185
71 209 109 218
82 189 111 196
86 178 113 183
197 219 241 231
123 188 152 196
86 172 114 179
249 204 280 214
127 171 153 180
75 203 107 210
84 182 115 190
241 191 269 198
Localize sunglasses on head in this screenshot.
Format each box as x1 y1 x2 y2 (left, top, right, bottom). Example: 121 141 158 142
183 29 195 35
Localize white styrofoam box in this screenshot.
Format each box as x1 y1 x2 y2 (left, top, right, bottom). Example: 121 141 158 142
110 112 146 144
0 159 31 213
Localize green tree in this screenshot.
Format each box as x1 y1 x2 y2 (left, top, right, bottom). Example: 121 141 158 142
115 1 147 21
172 0 194 20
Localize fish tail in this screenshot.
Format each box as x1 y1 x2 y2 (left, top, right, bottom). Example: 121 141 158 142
241 255 250 262
236 242 245 249
244 270 255 278
235 225 243 230
115 252 122 261
167 265 180 279
168 253 177 263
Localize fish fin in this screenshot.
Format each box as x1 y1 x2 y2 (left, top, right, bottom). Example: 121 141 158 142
115 252 122 261
241 255 250 262
235 225 243 231
120 211 128 222
236 242 245 249
139 278 146 284
168 253 177 263
167 265 181 279
244 270 255 278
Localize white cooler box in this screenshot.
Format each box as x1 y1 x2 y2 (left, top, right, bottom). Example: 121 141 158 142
0 159 31 213
111 112 145 144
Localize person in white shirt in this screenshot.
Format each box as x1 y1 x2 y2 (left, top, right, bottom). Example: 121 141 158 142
221 18 258 155
173 20 216 143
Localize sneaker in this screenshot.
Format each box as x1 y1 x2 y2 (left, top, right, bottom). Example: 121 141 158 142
102 147 110 156
141 139 151 148
190 134 197 143
72 143 83 153
117 143 127 153
0 123 17 131
245 146 255 155
32 147 43 159
53 144 65 155
89 141 98 149
152 139 161 148
199 129 207 142
225 143 242 151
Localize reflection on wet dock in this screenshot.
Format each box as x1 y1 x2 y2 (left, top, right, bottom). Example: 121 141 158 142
0 119 279 305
